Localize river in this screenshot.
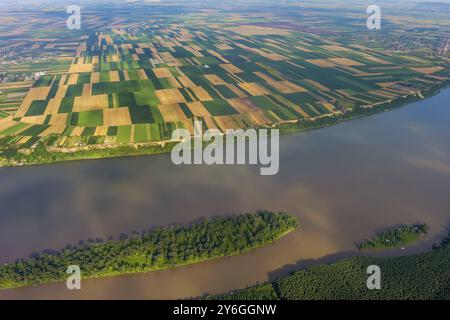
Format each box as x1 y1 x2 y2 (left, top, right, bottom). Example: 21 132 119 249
0 88 449 299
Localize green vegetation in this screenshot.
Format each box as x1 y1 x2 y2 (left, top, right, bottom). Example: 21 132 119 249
0 139 178 167
207 283 279 301
277 80 450 136
1 1 450 167
76 110 104 127
0 211 298 289
2 82 448 168
211 233 450 300
358 224 428 250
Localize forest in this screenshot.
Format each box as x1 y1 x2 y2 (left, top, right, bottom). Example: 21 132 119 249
212 232 450 300
0 211 298 289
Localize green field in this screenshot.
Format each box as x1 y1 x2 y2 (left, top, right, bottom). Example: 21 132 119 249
0 1 449 166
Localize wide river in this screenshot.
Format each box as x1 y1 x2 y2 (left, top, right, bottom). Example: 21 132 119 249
1 88 449 299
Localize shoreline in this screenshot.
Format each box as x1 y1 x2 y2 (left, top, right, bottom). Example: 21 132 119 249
0 212 298 291
2 227 446 297
211 247 450 300
208 231 450 300
1 80 449 169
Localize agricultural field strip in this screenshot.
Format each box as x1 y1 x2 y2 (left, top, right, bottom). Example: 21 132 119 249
0 18 447 149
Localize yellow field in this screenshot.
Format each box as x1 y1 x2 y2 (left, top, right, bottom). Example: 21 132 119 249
15 86 51 117
306 59 337 68
103 108 132 126
410 66 445 74
190 86 213 101
228 98 259 114
73 95 108 112
219 64 243 74
268 81 306 94
186 101 211 117
328 58 363 67
239 83 270 96
153 68 173 78
155 89 186 104
159 103 188 122
178 76 197 88
48 113 69 126
225 25 291 36
205 74 226 85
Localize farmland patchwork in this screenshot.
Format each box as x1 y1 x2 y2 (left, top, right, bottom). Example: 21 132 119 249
0 22 448 151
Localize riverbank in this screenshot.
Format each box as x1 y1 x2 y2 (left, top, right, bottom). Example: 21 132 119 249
0 211 298 290
276 79 450 135
1 79 449 168
209 232 450 300
1 86 449 298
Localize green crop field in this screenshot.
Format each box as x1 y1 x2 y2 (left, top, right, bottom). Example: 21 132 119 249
0 1 449 166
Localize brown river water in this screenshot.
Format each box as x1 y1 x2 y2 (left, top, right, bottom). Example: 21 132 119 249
0 88 449 299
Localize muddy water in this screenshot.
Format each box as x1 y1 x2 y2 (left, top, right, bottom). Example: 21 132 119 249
0 89 449 299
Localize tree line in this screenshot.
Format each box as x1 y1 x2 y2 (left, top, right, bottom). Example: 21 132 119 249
0 211 298 289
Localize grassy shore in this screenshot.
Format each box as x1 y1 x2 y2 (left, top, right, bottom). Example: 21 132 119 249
0 211 298 289
1 81 449 168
